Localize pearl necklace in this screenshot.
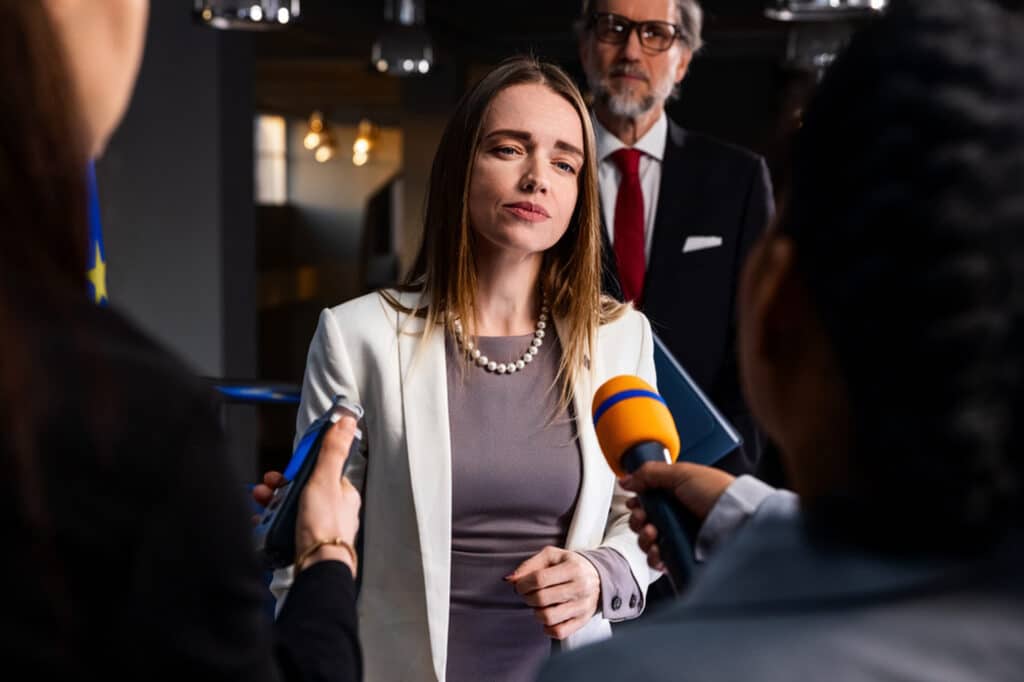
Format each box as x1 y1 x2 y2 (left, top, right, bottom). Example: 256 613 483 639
452 301 549 375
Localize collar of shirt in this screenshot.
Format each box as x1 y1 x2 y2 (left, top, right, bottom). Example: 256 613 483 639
593 110 669 164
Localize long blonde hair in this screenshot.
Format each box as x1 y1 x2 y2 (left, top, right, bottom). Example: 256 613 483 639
383 55 626 409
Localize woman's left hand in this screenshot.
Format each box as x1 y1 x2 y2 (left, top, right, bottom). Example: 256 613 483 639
507 546 600 640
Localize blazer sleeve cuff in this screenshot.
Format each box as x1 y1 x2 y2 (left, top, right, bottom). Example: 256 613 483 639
577 547 644 622
695 474 777 561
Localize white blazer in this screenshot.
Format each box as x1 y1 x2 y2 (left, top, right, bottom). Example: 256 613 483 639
272 290 658 681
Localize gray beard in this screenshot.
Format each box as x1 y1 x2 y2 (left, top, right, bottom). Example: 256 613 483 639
596 88 659 119
584 62 678 119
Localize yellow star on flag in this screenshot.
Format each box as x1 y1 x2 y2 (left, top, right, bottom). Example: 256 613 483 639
87 242 108 304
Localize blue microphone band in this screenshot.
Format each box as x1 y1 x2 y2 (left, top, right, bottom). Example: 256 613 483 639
592 389 666 425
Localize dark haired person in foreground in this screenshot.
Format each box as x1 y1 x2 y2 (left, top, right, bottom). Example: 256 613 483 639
540 0 1024 679
2 2 361 679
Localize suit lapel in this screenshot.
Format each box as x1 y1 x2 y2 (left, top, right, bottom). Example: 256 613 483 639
395 293 452 680
645 120 701 298
601 121 700 305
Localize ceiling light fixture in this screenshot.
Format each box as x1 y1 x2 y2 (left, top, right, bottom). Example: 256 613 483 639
765 0 888 77
370 0 434 77
303 111 324 150
193 0 300 31
352 119 379 167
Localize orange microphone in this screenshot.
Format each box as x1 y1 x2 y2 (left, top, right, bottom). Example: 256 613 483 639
592 375 695 592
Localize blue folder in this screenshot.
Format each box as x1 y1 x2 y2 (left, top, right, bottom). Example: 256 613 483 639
652 333 742 466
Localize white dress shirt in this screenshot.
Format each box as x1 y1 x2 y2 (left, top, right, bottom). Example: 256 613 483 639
595 111 669 264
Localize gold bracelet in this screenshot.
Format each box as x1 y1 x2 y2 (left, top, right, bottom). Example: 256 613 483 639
295 537 358 577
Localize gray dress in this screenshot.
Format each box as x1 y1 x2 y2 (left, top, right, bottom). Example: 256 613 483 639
444 331 638 682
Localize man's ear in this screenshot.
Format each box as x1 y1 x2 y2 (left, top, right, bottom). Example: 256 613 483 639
674 49 693 85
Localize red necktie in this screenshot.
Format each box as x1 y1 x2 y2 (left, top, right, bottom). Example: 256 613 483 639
610 148 645 304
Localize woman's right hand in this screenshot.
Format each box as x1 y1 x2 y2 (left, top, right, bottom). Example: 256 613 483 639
621 462 734 570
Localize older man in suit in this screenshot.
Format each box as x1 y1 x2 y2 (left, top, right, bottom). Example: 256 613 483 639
577 0 774 478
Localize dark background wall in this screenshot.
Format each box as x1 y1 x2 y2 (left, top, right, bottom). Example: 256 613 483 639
90 0 843 474
95 0 258 476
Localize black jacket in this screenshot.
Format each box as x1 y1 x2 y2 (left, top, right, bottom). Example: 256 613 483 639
2 300 360 681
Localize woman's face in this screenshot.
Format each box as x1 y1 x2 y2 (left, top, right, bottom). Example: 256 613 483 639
45 0 149 157
468 83 585 259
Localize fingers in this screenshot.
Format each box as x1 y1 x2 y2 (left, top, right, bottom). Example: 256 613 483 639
626 502 665 570
520 581 579 608
620 461 692 494
647 544 664 571
544 614 589 641
309 415 358 487
634 524 664 571
511 552 600 642
516 554 599 610
507 545 562 582
512 560 576 596
636 523 659 554
262 470 285 488
623 461 735 520
627 497 648 533
533 600 580 629
252 483 275 507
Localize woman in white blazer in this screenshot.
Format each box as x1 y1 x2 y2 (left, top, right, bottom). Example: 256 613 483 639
270 57 657 681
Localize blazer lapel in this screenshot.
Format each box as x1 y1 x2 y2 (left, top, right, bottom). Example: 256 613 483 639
559 318 613 551
645 121 702 298
395 293 452 680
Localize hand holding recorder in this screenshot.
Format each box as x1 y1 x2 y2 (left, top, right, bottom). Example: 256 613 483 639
253 396 363 575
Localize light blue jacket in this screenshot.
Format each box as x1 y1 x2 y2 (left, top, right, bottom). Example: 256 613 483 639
539 477 1024 681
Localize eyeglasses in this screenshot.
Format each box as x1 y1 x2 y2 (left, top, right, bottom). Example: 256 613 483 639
587 12 683 52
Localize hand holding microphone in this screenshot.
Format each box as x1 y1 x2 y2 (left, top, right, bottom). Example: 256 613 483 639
622 462 734 572
592 376 733 593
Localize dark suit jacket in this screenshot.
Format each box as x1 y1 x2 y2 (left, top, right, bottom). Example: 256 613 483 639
601 119 775 477
3 300 360 681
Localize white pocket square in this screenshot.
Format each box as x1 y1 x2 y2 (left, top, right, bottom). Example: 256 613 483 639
682 235 723 253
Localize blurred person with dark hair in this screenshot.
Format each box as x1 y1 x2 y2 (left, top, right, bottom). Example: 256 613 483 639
1 1 362 679
541 0 1024 678
576 0 775 480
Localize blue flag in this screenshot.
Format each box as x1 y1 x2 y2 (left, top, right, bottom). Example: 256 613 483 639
85 161 108 305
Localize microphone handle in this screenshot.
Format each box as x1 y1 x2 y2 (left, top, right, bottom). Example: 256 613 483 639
638 487 696 593
621 441 701 594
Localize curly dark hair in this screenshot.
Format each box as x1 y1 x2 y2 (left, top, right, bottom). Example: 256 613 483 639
783 0 1024 552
